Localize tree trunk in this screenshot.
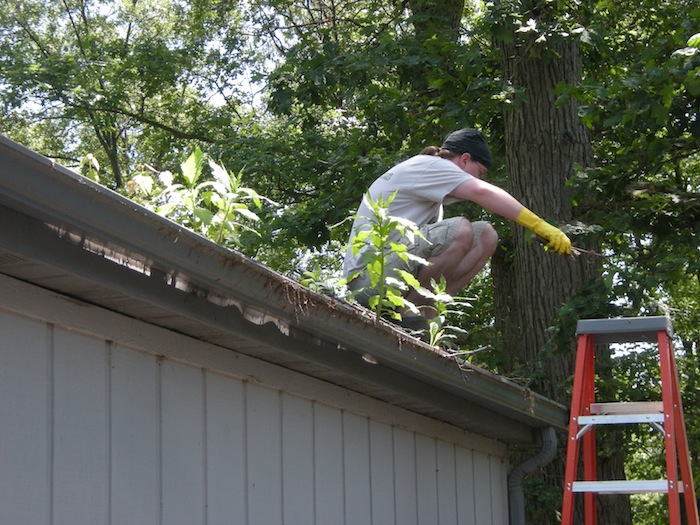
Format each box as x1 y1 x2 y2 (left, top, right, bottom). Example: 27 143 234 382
404 0 465 137
491 18 632 525
407 0 464 36
494 35 594 397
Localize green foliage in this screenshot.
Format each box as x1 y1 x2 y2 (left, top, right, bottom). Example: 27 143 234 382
0 0 260 186
416 276 474 349
126 148 276 249
80 154 101 183
343 196 478 348
565 0 700 285
243 0 506 257
300 264 343 296
345 191 429 322
211 118 392 259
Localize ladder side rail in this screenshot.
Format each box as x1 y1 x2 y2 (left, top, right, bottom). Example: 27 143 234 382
658 330 683 524
673 372 700 525
664 331 700 525
674 386 700 525
582 340 598 525
562 334 597 525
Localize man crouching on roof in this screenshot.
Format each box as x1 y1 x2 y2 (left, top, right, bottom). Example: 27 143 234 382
343 128 571 331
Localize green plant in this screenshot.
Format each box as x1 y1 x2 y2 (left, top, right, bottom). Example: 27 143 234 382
127 148 276 248
344 191 429 323
421 277 473 348
300 264 343 296
80 154 101 183
205 157 276 246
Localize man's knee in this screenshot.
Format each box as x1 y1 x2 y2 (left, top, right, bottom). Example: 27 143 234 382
464 220 498 253
431 219 497 258
478 223 499 253
452 219 474 251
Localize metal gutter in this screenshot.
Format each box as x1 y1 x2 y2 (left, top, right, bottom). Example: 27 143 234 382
0 134 568 439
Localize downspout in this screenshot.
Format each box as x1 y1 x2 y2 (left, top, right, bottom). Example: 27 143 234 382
508 426 558 525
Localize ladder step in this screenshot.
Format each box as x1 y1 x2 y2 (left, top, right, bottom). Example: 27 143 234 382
572 480 680 494
590 402 664 415
578 413 665 425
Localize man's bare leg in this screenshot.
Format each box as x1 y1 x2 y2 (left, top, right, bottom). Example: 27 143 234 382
404 219 498 317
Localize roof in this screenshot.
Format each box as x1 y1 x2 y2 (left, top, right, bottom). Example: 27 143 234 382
0 134 567 445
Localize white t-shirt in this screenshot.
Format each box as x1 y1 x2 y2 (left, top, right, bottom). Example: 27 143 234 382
343 155 474 276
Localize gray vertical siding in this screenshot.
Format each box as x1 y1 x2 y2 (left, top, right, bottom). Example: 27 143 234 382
0 275 509 525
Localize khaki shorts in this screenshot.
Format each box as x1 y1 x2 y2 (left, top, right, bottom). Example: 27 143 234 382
348 217 489 304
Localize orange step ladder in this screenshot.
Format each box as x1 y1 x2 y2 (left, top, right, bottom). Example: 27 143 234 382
561 316 698 525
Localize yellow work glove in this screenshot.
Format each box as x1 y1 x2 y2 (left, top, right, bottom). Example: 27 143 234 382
515 208 572 255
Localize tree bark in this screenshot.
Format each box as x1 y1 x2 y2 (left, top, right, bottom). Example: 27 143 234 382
494 36 595 396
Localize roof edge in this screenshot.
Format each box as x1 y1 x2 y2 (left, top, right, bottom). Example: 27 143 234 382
0 134 568 435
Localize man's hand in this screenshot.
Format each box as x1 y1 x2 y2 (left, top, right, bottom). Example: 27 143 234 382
515 208 572 255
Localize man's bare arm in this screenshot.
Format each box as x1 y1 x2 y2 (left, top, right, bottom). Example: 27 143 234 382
449 178 524 220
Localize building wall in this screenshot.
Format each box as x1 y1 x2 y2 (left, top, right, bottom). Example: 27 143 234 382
0 275 509 525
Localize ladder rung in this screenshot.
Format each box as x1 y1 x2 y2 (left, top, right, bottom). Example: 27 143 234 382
590 402 663 415
572 480 680 494
578 413 665 425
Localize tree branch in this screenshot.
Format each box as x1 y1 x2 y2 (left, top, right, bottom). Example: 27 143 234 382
70 102 217 143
